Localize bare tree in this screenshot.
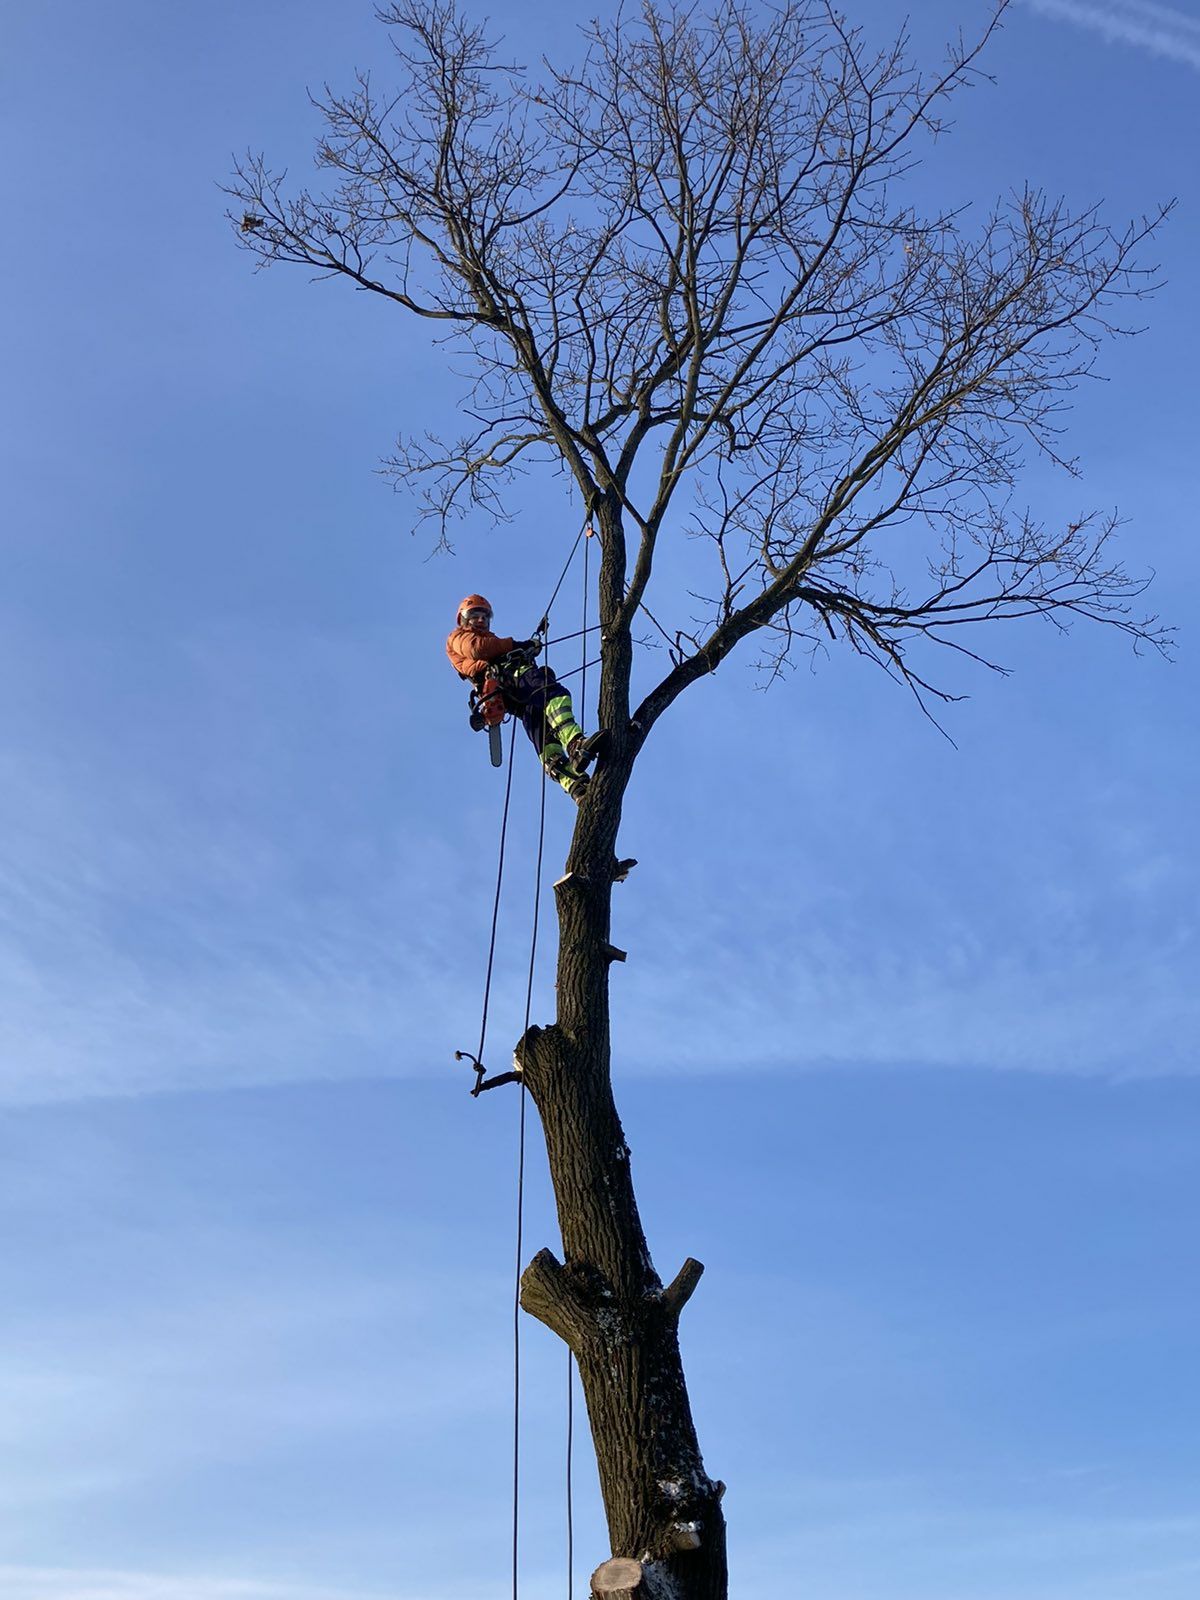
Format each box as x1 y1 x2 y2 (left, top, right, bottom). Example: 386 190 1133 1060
229 3 1168 1594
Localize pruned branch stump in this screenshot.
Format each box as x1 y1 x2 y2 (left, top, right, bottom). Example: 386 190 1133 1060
591 1557 645 1599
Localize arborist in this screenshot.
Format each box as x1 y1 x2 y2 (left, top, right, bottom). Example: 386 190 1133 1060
446 595 607 802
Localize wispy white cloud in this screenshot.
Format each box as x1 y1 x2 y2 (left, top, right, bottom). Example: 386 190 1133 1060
0 1272 509 1475
0 608 560 1108
617 772 1200 1081
6 718 1192 1099
735 1474 1200 1600
0 1569 394 1600
0 1568 592 1600
622 909 1200 1079
0 745 481 1107
2 605 1195 1100
1018 0 1200 70
0 1251 542 1585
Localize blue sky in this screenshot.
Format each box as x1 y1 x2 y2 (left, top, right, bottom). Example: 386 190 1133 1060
1 1 1197 1597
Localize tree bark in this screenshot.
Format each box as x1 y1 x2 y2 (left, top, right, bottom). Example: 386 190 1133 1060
518 673 728 1597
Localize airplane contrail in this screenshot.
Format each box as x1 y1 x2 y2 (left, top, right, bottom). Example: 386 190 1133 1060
1018 0 1200 70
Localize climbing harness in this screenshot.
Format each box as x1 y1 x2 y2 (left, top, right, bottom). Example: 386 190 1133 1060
463 515 602 770
466 645 598 772
463 651 533 770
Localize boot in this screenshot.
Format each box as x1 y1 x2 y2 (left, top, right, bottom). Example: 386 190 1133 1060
563 771 591 804
544 747 588 802
566 729 609 773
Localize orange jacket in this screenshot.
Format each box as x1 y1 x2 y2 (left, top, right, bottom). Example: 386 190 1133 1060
446 624 516 681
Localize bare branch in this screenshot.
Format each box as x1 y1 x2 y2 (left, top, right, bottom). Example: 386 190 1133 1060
229 0 1170 737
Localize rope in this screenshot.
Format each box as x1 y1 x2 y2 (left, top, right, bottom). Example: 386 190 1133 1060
543 623 603 648
534 516 591 635
566 1348 575 1600
552 656 602 685
512 637 553 1600
473 510 593 1600
580 528 591 737
565 530 589 1600
512 1078 527 1600
467 720 519 1075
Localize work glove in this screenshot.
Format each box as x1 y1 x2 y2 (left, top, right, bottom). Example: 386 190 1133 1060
512 638 543 657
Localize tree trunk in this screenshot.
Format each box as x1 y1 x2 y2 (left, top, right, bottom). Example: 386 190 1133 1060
517 723 728 1600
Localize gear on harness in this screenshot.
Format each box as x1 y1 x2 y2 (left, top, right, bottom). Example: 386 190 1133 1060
468 674 507 767
447 614 604 799
468 676 507 730
465 644 543 765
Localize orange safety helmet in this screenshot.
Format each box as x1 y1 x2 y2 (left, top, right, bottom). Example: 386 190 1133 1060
457 593 493 624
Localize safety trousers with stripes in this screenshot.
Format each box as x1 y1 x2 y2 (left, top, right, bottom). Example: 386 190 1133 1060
502 664 586 794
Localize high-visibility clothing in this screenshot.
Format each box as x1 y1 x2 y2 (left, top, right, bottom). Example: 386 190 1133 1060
504 664 586 794
447 624 586 797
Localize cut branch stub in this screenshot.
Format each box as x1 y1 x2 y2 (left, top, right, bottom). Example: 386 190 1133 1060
591 1557 645 1599
553 870 590 891
519 1248 594 1351
662 1257 704 1319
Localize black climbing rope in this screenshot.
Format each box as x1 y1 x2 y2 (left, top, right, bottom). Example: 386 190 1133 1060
566 1346 576 1600
512 696 549 1600
458 509 597 1600
454 719 519 1096
564 529 590 1600
543 623 603 649
534 515 592 637
552 656 602 686
580 524 592 737
456 515 595 1094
